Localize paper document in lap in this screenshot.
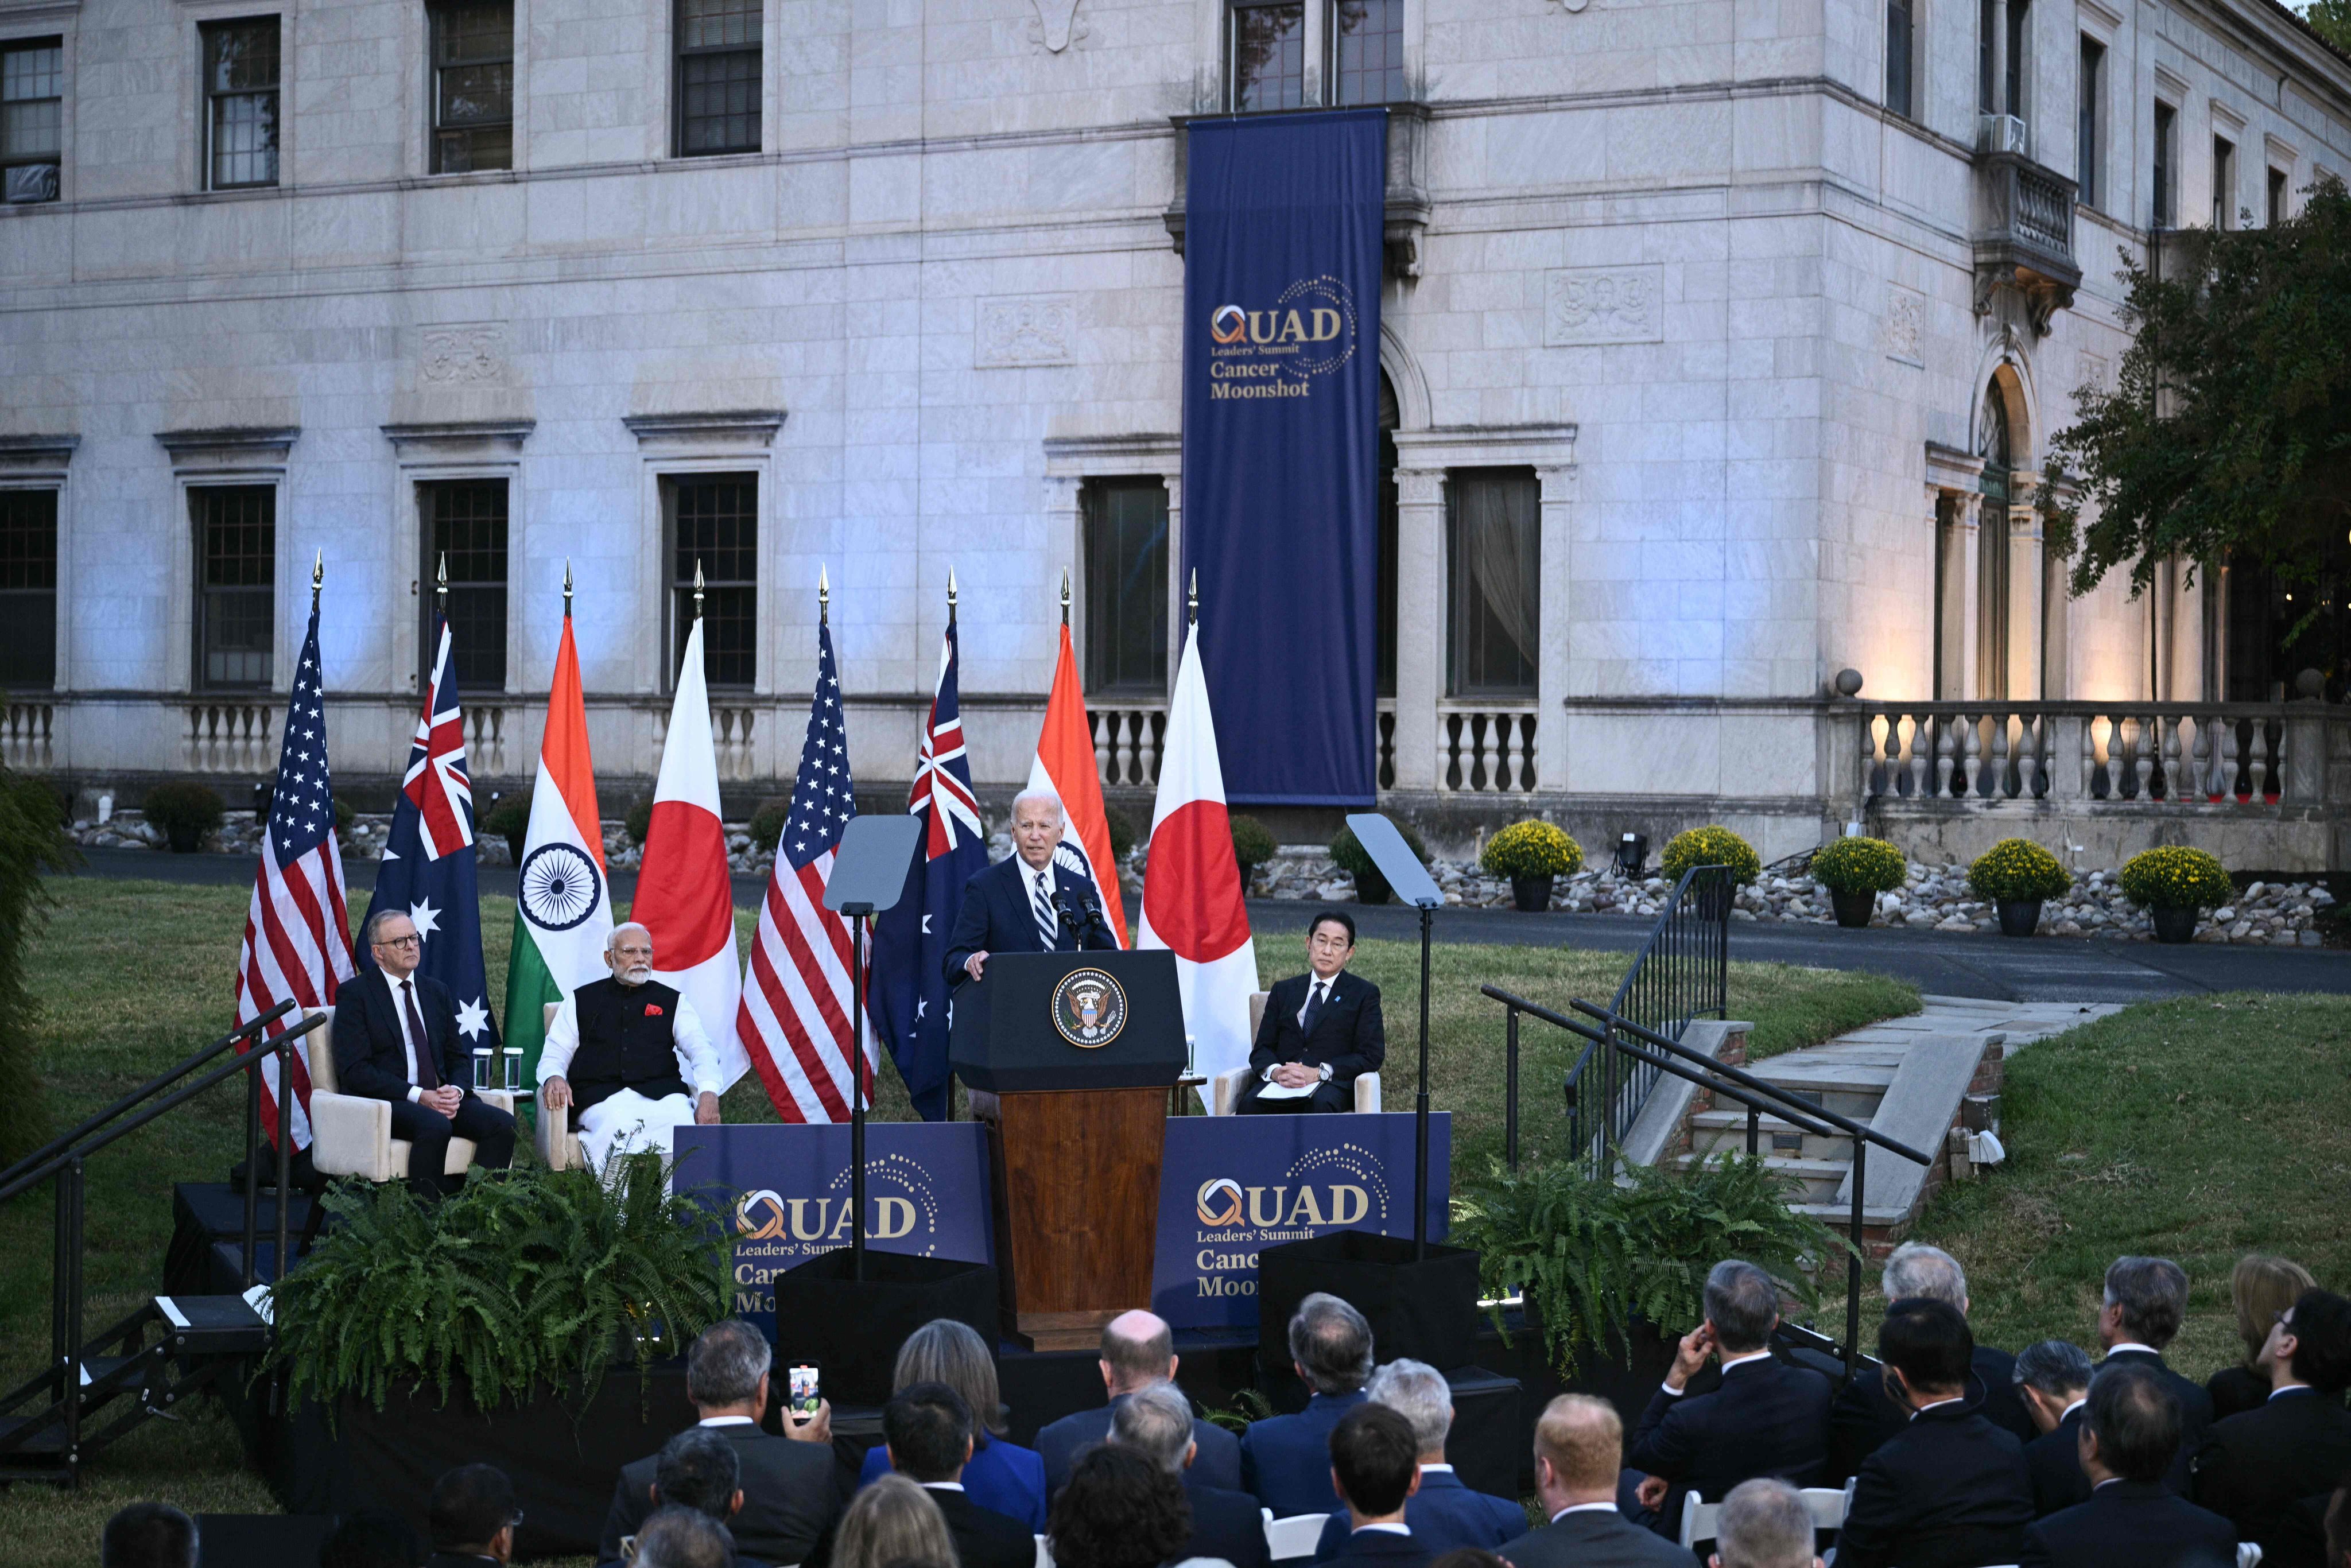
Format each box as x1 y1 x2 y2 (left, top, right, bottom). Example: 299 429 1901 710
1254 1077 1316 1100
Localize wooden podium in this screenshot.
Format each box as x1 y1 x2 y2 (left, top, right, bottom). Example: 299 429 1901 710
949 950 1185 1350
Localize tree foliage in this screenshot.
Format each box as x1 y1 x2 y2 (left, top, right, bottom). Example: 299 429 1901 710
2305 0 2351 57
0 767 76 1164
2043 178 2351 606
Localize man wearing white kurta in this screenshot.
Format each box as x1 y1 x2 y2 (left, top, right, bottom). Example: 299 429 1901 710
538 922 724 1171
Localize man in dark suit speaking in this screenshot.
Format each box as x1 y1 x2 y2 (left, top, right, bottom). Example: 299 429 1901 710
1239 909 1384 1115
333 909 515 1200
946 790 1115 987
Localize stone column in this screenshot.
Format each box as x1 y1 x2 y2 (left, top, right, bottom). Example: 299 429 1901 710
1937 491 1981 700
1988 0 2010 116
1534 463 1576 791
1391 467 1446 790
1159 473 1182 695
2007 506 2043 699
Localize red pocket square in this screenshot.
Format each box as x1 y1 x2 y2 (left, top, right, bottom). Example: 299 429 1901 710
645 1003 665 1016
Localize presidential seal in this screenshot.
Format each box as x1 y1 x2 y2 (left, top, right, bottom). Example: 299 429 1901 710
1050 967 1127 1049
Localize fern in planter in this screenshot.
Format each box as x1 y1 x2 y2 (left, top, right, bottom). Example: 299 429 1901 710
1450 1154 1845 1376
273 1158 730 1419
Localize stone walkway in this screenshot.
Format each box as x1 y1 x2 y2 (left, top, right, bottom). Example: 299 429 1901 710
1813 993 2127 1059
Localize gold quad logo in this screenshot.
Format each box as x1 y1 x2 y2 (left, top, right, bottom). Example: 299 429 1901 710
1050 968 1127 1049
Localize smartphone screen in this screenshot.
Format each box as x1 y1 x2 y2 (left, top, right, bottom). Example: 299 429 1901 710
788 1364 820 1420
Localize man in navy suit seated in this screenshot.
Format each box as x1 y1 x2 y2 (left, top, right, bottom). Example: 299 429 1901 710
1311 1360 1524 1560
945 790 1116 988
1245 1294 1375 1516
1239 910 1384 1115
2022 1364 2237 1568
1035 1309 1241 1497
1111 1383 1270 1568
1324 1405 1430 1568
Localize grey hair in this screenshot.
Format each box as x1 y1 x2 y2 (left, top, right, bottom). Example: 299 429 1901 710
686 1319 772 1409
361 908 409 948
2011 1338 2093 1399
1010 789 1065 823
1289 1292 1375 1395
1704 1260 1781 1353
607 921 653 953
1366 1359 1453 1454
1109 1383 1196 1474
1714 1478 1815 1568
1882 1243 1969 1310
894 1318 1007 1437
631 1506 733 1568
832 1474 956 1568
2104 1256 2190 1349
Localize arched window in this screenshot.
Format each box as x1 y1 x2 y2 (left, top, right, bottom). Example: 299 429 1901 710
1976 378 2015 697
1377 370 1398 698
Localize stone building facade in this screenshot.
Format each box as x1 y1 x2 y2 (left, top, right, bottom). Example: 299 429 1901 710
4 0 2350 864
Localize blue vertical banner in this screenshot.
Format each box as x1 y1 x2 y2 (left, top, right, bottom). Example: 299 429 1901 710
1181 109 1386 806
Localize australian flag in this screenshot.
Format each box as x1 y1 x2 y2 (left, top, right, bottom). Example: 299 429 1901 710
360 615 498 1068
868 614 989 1121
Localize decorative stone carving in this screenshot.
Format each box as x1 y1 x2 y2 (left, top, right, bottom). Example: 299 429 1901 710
1028 0 1086 52
976 294 1076 368
1885 286 1925 365
1544 266 1663 345
419 323 509 385
1394 469 1445 504
2078 351 2110 393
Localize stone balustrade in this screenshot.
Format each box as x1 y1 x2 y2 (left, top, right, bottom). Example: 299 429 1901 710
1857 701 2317 804
183 703 274 775
1439 705 1538 794
3 701 52 770
1092 704 1164 789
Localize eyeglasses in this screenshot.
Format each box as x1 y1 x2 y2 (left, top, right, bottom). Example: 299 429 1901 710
374 934 422 949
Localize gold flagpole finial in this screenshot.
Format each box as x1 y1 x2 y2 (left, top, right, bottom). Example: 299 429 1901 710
819 565 831 626
1060 567 1070 627
311 550 323 610
436 553 449 615
1187 568 1198 627
693 558 705 621
562 558 574 619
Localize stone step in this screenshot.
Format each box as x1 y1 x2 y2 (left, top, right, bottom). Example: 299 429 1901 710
1736 1067 1888 1120
1689 1109 1863 1163
1674 1150 1854 1203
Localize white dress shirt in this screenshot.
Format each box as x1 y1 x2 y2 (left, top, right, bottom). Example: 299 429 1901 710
538 987 722 1099
1264 974 1341 1083
1661 1346 1774 1396
1549 1501 1618 1522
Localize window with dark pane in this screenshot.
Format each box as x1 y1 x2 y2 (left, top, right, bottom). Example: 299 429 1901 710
2152 101 2175 226
1376 371 1399 699
194 486 274 690
2076 36 2102 209
202 18 279 190
675 0 759 155
2213 134 2234 228
1231 2 1304 111
1 37 62 205
669 475 757 688
1081 478 1169 697
1884 0 1912 119
2268 165 2288 226
1333 0 1404 107
430 0 512 173
0 488 57 690
419 480 508 691
2004 0 2027 118
1445 469 1539 698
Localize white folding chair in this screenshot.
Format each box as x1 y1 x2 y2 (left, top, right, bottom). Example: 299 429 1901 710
1033 1534 1053 1568
1800 1485 1848 1531
1266 1513 1327 1561
2239 1545 2264 1568
1678 1491 1720 1550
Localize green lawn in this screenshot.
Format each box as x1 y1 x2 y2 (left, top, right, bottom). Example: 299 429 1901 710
0 875 1917 1565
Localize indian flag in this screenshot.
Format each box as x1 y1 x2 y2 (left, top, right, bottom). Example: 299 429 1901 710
506 611 613 1113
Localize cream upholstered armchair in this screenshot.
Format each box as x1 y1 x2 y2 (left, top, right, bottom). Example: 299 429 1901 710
1208 991 1382 1116
304 1005 517 1183
534 1002 585 1172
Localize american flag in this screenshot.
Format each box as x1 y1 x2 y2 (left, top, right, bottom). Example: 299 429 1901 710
735 617 862 1121
234 596 358 1150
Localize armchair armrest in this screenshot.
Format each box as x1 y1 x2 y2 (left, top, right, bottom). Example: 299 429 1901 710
1353 1072 1381 1113
1211 1067 1251 1117
310 1090 394 1181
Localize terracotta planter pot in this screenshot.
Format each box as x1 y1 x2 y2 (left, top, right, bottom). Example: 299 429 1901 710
1511 876 1554 912
2151 904 2198 944
1828 888 1875 928
1996 899 2043 937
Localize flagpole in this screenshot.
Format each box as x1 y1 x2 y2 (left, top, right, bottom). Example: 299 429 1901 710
837 566 872 1283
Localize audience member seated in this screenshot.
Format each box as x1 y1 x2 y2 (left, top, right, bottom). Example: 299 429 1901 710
1245 1292 1376 1516
825 1380 1034 1568
1324 1403 1429 1568
1621 1259 1833 1532
2019 1364 2237 1568
1037 1308 1242 1496
1836 1297 2032 1568
1312 1359 1524 1561
1497 1395 1688 1568
857 1319 1049 1530
828 1474 957 1568
2212 1255 2319 1422
1049 1442 1197 1568
1111 1381 1270 1568
1709 1478 1822 1568
319 1509 428 1568
427 1464 521 1567
101 1504 199 1568
1828 1243 2034 1482
601 1428 771 1568
2011 1338 2094 1516
1237 909 1385 1115
631 1506 734 1568
2099 1255 2213 1493
602 1321 839 1566
2194 1288 2351 1568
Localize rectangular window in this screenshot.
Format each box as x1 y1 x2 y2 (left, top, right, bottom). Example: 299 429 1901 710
0 489 57 690
1232 2 1304 112
2268 165 2288 226
1978 0 1995 114
2006 0 2028 121
1 37 62 205
1886 0 1914 119
2152 101 2175 227
674 0 758 156
1445 469 1539 698
429 0 512 173
1081 478 1170 696
193 485 274 690
1333 0 1404 107
202 18 279 191
2077 37 2103 209
666 474 756 688
418 479 508 691
2213 134 2235 228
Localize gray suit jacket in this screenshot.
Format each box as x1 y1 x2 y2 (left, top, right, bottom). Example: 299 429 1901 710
1496 1508 1693 1568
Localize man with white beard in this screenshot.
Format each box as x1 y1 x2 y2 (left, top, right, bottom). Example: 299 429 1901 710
538 922 724 1170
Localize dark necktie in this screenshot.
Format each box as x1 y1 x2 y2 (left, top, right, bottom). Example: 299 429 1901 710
401 979 439 1091
1031 869 1059 949
1301 979 1329 1034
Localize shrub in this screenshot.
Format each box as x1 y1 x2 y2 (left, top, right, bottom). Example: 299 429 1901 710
1103 805 1137 862
748 799 789 849
1810 836 1907 896
1452 1154 1844 1374
1480 820 1584 880
1229 814 1277 880
1966 838 2071 903
1330 821 1429 903
1660 825 1761 886
623 797 654 847
481 789 532 845
142 780 226 845
2117 845 2233 909
0 769 73 1163
333 798 354 838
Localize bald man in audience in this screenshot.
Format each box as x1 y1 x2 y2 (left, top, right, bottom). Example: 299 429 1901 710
1498 1395 1689 1568
1035 1309 1242 1495
538 922 724 1170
